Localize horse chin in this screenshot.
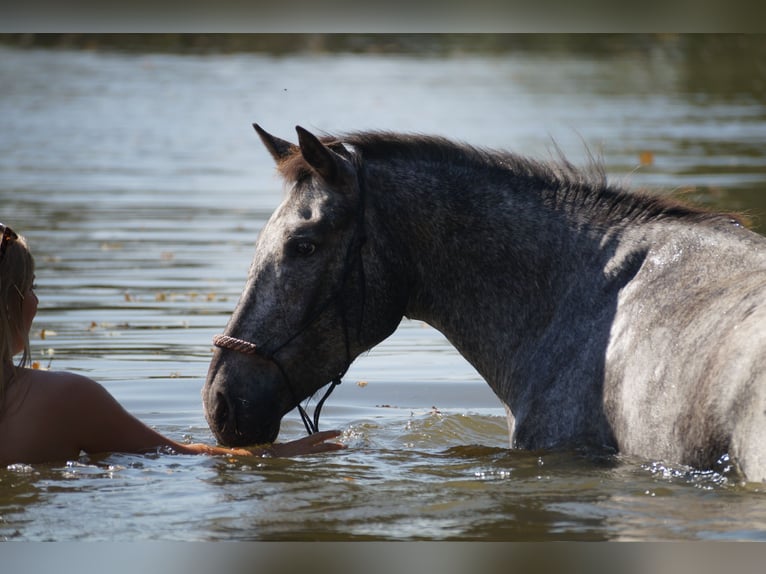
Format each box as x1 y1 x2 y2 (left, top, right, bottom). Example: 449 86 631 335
226 418 281 448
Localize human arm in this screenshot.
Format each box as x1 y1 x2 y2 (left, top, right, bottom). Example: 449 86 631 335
48 372 344 458
175 430 345 457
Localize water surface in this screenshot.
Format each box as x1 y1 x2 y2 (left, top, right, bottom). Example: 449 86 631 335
1 37 766 541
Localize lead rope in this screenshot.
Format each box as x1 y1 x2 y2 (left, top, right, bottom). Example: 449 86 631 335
212 333 342 435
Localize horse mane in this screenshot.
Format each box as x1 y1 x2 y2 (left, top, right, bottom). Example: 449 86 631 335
277 130 740 228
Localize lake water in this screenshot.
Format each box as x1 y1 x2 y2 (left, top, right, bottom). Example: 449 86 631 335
1 36 766 542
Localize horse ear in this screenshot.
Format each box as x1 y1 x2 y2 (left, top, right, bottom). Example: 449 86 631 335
253 123 297 163
295 125 344 184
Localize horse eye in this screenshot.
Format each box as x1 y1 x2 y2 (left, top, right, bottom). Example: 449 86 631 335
293 240 316 257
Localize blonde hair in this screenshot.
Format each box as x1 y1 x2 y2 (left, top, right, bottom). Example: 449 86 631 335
0 226 35 414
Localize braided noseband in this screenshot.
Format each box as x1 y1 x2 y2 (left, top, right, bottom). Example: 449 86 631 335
212 334 259 355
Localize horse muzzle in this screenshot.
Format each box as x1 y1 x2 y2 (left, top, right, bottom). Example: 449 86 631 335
202 350 288 446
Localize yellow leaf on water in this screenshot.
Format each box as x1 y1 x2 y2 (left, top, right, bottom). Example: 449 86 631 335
638 150 654 166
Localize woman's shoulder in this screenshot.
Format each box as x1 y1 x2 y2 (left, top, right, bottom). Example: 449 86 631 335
11 368 108 411
0 369 106 464
17 367 99 391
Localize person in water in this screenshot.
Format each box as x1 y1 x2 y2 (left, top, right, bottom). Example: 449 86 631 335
0 223 344 465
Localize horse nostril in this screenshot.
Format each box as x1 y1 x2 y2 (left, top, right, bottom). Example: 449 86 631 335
215 391 230 427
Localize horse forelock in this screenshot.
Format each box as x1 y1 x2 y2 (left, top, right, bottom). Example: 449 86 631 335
272 131 358 183
275 150 313 183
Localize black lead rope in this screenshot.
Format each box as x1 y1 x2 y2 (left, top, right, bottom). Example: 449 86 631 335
297 261 355 435
297 377 342 435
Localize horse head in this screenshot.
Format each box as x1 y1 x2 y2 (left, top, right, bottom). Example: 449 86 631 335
203 125 405 446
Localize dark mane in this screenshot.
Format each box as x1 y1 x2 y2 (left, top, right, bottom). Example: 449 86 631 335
278 130 739 227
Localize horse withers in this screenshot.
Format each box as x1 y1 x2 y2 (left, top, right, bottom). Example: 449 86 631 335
203 124 766 482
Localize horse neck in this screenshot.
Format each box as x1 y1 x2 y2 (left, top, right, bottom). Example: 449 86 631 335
366 160 610 383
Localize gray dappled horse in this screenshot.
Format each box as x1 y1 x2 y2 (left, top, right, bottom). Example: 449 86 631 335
203 125 766 482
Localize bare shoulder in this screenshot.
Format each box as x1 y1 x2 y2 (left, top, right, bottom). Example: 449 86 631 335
0 369 113 464
18 368 107 401
8 368 122 429
2 368 168 463
18 367 96 385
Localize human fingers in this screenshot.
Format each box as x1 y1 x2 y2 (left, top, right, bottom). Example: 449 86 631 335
295 429 345 450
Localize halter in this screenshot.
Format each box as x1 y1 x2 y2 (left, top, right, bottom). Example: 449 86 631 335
213 163 367 436
212 333 343 436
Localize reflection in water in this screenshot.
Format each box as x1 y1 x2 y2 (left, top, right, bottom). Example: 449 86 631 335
1 37 766 541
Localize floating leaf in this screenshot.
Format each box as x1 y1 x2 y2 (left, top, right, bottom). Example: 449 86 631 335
638 150 654 166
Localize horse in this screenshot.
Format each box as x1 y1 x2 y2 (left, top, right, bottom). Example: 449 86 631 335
203 124 766 482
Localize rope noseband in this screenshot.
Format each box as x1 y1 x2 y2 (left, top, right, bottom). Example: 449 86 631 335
212 334 259 356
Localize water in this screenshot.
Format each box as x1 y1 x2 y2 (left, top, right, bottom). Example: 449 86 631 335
1 37 766 541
